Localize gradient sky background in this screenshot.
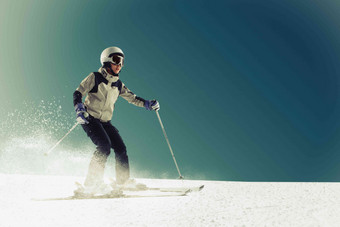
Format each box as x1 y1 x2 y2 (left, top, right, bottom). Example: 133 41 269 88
1 0 340 181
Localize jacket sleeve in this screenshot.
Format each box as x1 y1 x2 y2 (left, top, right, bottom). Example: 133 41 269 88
119 82 146 108
73 73 95 106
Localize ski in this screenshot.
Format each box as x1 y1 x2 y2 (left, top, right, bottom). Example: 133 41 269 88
122 185 205 193
33 190 190 201
32 182 204 201
109 178 204 193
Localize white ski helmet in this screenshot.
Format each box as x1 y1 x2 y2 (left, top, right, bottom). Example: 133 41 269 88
100 46 125 66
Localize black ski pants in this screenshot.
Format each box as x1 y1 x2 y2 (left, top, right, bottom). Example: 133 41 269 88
81 115 129 186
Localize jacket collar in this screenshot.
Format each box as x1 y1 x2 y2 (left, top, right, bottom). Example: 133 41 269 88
98 67 119 83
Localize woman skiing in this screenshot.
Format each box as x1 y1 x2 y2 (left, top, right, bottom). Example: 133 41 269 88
73 46 159 194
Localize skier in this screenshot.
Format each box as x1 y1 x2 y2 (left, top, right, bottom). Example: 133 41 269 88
73 46 160 194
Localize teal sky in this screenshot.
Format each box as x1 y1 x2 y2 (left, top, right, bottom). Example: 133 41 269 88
1 0 340 181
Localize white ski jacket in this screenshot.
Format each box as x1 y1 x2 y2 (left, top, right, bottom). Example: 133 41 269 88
74 67 145 122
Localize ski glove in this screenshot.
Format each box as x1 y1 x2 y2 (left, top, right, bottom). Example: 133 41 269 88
144 100 160 111
75 103 89 124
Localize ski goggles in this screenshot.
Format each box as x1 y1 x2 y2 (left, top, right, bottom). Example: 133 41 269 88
109 54 124 66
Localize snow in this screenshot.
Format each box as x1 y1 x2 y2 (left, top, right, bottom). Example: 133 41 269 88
0 174 339 227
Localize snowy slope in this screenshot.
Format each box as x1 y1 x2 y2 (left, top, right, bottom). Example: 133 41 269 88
0 174 339 227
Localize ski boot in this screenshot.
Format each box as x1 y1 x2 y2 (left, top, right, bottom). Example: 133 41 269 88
112 179 147 191
74 182 123 198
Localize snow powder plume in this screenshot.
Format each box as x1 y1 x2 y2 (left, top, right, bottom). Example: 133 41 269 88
0 98 160 179
0 98 94 176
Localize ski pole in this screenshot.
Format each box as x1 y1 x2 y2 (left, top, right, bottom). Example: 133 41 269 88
155 110 184 179
44 121 80 156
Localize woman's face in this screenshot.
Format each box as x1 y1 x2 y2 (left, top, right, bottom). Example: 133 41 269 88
110 63 122 75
